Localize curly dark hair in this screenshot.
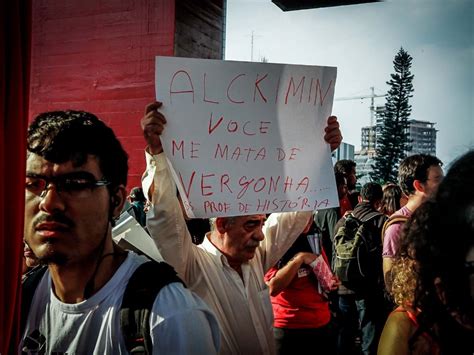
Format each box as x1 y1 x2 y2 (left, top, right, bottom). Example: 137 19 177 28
391 150 474 353
27 110 128 190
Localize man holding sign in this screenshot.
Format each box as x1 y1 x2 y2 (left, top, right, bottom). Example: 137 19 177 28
141 95 342 354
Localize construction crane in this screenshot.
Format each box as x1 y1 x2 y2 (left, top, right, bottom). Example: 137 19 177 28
335 86 386 127
335 87 387 153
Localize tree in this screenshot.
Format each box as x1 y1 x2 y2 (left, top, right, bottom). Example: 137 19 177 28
371 47 414 183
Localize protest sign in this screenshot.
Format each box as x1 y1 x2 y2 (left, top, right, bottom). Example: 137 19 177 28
155 56 338 218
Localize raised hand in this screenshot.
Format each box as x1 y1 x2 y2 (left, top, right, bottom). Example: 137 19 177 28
324 116 342 152
141 102 167 154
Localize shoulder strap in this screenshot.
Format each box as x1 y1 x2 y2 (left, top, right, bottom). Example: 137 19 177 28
120 260 185 354
381 214 409 244
342 212 359 224
360 211 383 224
21 265 48 334
10 265 48 353
355 212 384 249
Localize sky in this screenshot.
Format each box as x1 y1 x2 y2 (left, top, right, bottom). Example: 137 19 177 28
225 0 473 167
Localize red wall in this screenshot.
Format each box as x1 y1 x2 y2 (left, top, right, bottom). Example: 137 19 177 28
29 0 175 189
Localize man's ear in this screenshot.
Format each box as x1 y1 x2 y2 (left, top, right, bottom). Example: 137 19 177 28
215 217 228 234
413 179 426 194
111 185 127 219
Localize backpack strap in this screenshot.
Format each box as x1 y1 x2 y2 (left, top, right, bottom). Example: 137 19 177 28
347 211 380 225
10 265 48 353
358 211 384 248
21 265 48 334
120 260 185 354
381 214 410 244
360 211 383 224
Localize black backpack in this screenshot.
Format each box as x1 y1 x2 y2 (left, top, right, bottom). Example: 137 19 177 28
18 260 184 354
333 212 381 290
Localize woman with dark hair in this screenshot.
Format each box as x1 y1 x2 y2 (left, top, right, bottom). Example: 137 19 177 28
379 183 407 216
378 150 474 354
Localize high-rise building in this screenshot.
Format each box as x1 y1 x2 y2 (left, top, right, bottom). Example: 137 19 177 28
360 106 437 156
407 120 437 155
332 142 355 162
361 106 385 153
356 106 438 183
353 153 376 186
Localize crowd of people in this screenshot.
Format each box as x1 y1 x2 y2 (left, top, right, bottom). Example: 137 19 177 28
14 102 473 354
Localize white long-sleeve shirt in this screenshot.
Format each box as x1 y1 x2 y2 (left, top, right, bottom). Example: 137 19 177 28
143 151 311 354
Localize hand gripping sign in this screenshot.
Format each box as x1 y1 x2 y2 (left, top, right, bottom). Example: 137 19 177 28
156 56 338 218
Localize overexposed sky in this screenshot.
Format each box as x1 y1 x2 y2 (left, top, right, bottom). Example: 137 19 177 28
225 0 473 166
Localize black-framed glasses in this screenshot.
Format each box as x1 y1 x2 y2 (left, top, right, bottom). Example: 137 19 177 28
25 172 110 199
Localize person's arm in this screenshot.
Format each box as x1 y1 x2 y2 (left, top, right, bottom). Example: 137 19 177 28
383 257 394 291
143 151 195 279
382 223 402 291
326 208 340 242
141 102 194 280
377 311 412 355
266 252 317 296
332 217 344 241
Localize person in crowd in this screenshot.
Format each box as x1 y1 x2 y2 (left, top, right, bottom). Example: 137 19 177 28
382 154 443 290
128 186 147 227
264 218 340 355
378 150 474 354
19 110 220 353
314 172 348 268
313 171 348 350
141 101 343 354
334 159 359 212
333 182 388 355
379 183 406 216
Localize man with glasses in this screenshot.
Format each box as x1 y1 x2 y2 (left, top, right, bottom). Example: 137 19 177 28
19 111 220 353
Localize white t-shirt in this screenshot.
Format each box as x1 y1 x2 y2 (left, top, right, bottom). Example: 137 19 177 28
20 252 220 354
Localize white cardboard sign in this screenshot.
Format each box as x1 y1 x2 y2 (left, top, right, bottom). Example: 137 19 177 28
155 56 338 218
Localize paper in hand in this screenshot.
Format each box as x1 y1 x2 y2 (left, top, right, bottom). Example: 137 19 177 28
310 255 336 292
